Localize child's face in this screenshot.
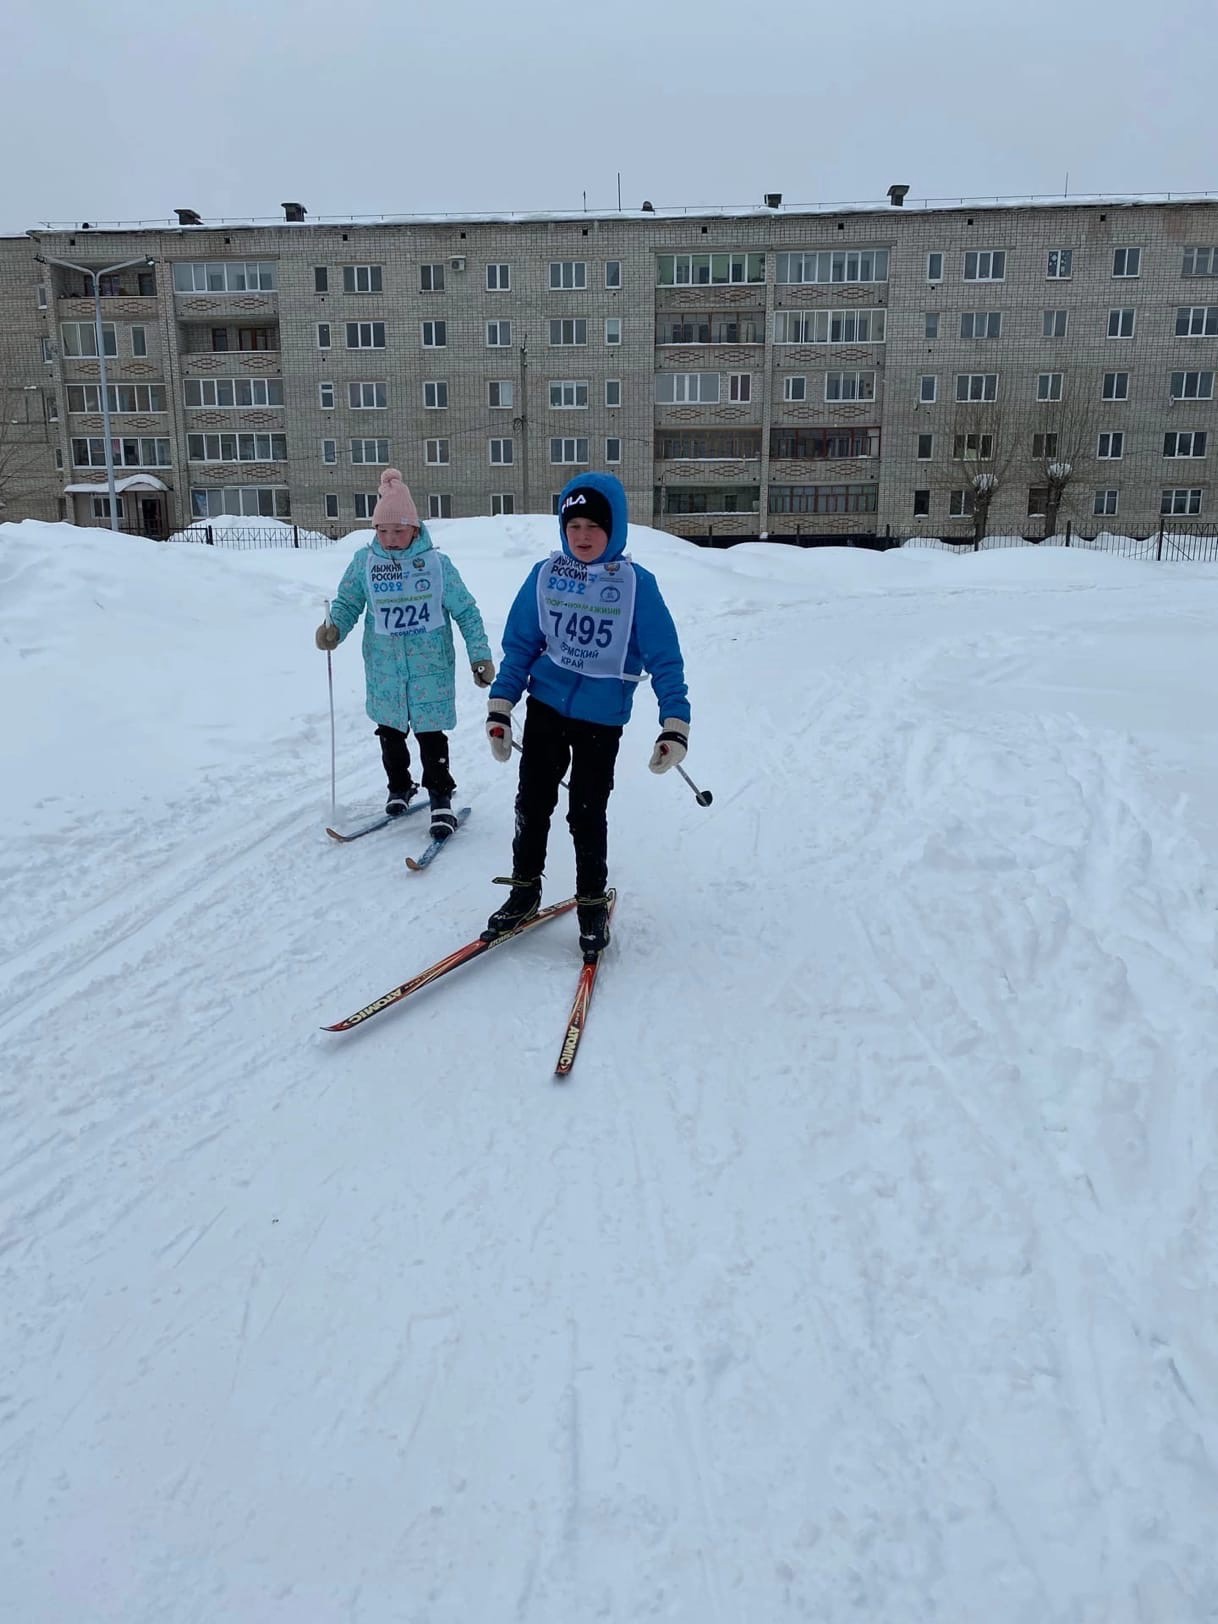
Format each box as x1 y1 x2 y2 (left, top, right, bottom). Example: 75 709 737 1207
566 517 610 563
376 523 418 550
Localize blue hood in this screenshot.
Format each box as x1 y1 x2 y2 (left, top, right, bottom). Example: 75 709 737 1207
558 471 629 562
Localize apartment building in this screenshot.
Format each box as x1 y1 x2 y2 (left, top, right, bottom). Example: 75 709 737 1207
3 192 1217 540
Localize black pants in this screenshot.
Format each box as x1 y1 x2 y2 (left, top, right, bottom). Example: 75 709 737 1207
376 724 455 797
512 697 622 898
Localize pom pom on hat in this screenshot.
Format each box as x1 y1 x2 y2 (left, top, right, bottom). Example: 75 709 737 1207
372 469 420 529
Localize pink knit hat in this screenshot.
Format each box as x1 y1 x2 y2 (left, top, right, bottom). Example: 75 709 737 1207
371 469 420 528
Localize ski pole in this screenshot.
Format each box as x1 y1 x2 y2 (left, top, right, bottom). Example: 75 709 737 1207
324 598 337 825
676 763 713 807
512 735 569 789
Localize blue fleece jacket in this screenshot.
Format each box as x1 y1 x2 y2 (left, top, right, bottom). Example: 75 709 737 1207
489 472 690 727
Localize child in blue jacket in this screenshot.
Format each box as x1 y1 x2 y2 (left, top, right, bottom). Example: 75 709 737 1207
482 471 690 957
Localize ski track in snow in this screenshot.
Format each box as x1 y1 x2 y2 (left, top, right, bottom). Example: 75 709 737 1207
2 521 1218 1623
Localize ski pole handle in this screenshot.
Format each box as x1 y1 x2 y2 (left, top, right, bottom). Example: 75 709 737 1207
512 735 570 790
676 762 713 807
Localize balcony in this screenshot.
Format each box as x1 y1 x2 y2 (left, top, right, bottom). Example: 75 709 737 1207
58 294 159 322
655 312 766 347
175 289 278 320
182 349 281 376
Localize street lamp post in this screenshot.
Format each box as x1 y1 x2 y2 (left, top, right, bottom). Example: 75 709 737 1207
33 252 155 533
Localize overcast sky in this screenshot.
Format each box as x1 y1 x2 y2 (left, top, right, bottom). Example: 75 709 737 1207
6 0 1212 232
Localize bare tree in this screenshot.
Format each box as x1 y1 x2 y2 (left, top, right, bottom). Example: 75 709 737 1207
1027 385 1103 537
927 399 1019 545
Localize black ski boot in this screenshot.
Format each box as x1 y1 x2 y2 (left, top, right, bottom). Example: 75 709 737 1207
385 781 418 817
577 894 611 960
428 792 459 841
481 877 542 940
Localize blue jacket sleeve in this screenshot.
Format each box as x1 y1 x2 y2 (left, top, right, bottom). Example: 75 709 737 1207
489 563 546 706
634 569 691 723
329 550 368 641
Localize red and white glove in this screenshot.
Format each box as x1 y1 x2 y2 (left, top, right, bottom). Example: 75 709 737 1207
486 699 513 764
648 718 689 774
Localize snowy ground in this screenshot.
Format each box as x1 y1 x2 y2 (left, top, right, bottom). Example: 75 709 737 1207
2 516 1217 1623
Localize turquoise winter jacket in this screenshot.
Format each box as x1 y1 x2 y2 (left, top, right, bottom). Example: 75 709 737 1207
329 528 492 733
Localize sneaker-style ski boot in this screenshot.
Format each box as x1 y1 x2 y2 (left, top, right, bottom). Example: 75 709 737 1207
428 792 460 841
576 894 611 960
385 780 418 817
481 876 542 940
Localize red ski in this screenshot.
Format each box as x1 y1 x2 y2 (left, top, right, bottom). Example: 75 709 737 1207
554 890 617 1078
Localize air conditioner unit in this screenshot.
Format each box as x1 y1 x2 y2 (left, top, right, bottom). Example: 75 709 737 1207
450 255 466 271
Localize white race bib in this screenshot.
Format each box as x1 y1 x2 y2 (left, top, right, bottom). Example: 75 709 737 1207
366 551 444 637
536 552 637 680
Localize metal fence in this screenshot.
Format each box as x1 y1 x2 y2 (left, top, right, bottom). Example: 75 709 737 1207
162 524 341 550
901 520 1218 563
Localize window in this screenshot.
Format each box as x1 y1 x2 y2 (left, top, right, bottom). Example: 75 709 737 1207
926 252 944 282
1112 247 1141 278
656 252 765 286
825 371 875 402
421 320 446 348
1027 488 1048 517
1046 248 1073 280
1108 308 1136 338
953 433 994 461
765 485 875 516
130 326 147 357
321 438 337 464
605 316 622 345
314 267 328 293
605 437 621 464
319 381 335 410
1032 432 1059 459
1037 372 1064 402
419 264 445 293
324 494 339 520
491 493 515 515
137 270 155 296
550 437 589 464
211 328 230 353
551 495 562 515
349 381 387 410
1162 487 1203 516
317 323 331 350
956 373 999 402
655 372 720 404
237 327 274 352
550 261 587 289
186 433 287 463
351 438 390 464
343 265 383 294
1043 310 1068 338
1171 370 1215 400
73 436 172 467
605 260 622 288
774 309 886 344
174 262 276 293
776 249 889 285
486 320 513 347
924 313 940 339
549 318 587 346
964 250 1006 282
550 380 589 409
1182 247 1218 278
605 379 622 407
90 494 122 520
183 378 282 409
1093 489 1120 515
919 375 938 403
40 336 53 363
72 383 168 413
424 439 450 465
489 438 514 465
1097 432 1124 460
353 494 378 520
1164 430 1207 458
423 381 448 410
784 376 807 402
661 429 763 460
61 322 117 357
917 433 934 460
488 380 514 409
960 311 1002 339
1102 371 1130 400
428 494 452 519
949 489 976 517
486 263 510 290
913 489 930 517
46 393 59 422
36 282 48 310
728 373 751 402
346 321 385 349
1176 306 1218 336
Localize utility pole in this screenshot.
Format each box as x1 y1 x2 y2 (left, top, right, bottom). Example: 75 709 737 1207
33 251 155 532
516 332 530 514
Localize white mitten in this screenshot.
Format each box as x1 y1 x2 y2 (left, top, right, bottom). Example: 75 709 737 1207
486 699 513 764
648 718 689 774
